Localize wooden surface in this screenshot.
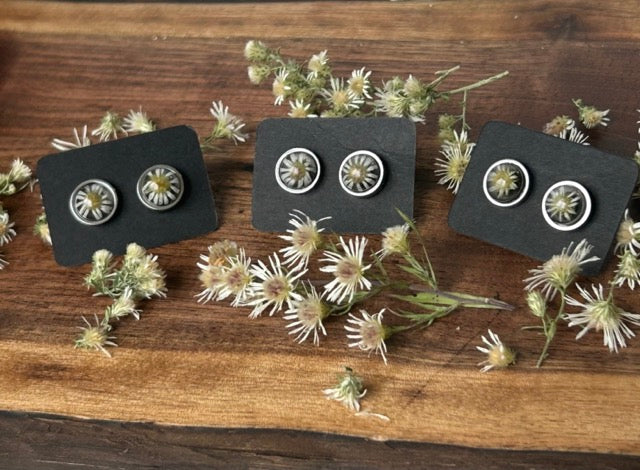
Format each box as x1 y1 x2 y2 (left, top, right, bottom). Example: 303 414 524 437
1 1 640 467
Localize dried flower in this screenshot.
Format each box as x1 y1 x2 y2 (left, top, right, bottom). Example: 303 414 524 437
345 309 389 364
288 99 317 118
613 250 640 290
323 366 366 412
75 314 116 357
200 240 239 268
247 64 271 85
434 130 474 194
122 107 156 134
244 39 272 63
8 158 32 184
476 329 516 372
524 239 599 300
347 67 372 99
279 210 330 271
246 254 305 318
307 50 329 78
526 290 547 318
615 210 640 255
207 101 248 144
320 236 372 303
104 288 140 322
51 125 91 151
557 127 589 146
544 185 581 222
272 69 292 106
217 248 253 307
196 264 225 303
33 213 52 245
0 210 16 246
377 224 409 258
283 283 329 345
321 77 364 115
92 111 125 141
565 284 640 352
573 99 610 129
543 115 575 135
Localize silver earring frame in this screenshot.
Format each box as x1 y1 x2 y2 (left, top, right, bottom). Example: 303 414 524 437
338 150 385 198
136 164 185 211
482 158 530 208
275 147 321 195
541 180 592 232
69 178 118 226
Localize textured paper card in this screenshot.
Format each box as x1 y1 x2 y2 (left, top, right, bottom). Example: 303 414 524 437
38 126 218 266
448 121 638 275
252 118 416 232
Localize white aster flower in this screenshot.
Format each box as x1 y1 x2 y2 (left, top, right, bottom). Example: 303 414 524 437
544 185 581 222
615 210 640 255
279 210 330 271
434 130 474 194
8 158 32 184
198 240 239 270
196 264 225 303
543 115 575 135
476 329 516 372
283 284 329 345
320 236 372 303
345 308 389 364
106 288 141 321
373 85 409 118
0 211 16 246
217 248 253 307
565 284 640 353
288 99 317 118
272 69 291 106
75 314 117 357
376 224 409 258
246 254 305 318
573 99 610 129
347 67 372 99
323 367 367 412
122 107 156 134
307 50 329 77
614 250 640 290
321 77 364 113
92 111 126 142
524 239 599 300
557 127 589 146
52 126 91 152
209 100 248 144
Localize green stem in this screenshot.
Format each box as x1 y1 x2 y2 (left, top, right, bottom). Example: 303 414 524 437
407 285 514 311
446 70 509 95
426 65 461 90
536 295 566 368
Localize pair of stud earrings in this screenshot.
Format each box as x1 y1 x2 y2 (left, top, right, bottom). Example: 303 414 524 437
482 158 592 232
69 164 184 226
275 148 385 198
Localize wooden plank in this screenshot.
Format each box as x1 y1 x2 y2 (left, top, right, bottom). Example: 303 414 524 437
0 1 639 463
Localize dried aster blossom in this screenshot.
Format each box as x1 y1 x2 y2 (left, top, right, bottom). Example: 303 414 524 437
376 224 409 258
279 210 330 271
288 99 317 118
75 314 117 357
205 100 248 145
557 127 589 146
196 264 225 303
434 130 474 194
248 64 271 85
320 236 372 303
244 39 272 63
345 308 389 364
246 254 305 318
201 240 239 268
573 98 610 129
307 50 329 78
323 367 366 412
92 111 126 142
51 125 91 151
217 248 253 307
613 250 640 290
283 283 329 345
347 67 372 99
543 115 575 135
272 69 292 106
122 107 156 134
524 239 599 300
476 329 516 372
565 284 640 353
321 77 364 115
103 288 141 322
0 158 33 196
526 290 547 318
615 210 640 255
0 210 16 246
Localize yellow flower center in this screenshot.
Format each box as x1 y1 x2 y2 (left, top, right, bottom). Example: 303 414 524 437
263 276 289 302
150 174 171 194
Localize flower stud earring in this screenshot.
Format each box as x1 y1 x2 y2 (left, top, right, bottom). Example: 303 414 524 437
275 147 321 194
69 179 118 226
136 164 184 211
483 159 530 207
339 150 384 197
542 180 592 231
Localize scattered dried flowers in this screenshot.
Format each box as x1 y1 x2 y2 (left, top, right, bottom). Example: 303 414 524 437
196 210 513 364
201 100 248 148
323 366 366 412
476 329 516 372
75 243 166 357
0 159 34 268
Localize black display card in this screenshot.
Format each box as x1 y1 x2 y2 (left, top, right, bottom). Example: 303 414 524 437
252 118 416 232
37 126 218 266
449 121 638 275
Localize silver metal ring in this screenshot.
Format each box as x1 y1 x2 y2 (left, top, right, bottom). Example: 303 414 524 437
482 159 530 207
542 180 592 231
275 148 321 194
136 164 184 211
69 179 118 226
339 150 384 197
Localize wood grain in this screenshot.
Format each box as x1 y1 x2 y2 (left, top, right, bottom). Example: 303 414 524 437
1 1 640 466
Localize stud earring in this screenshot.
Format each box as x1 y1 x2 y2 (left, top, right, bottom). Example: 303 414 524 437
483 159 530 207
275 147 321 194
69 179 118 226
542 180 592 231
137 164 184 211
339 150 384 197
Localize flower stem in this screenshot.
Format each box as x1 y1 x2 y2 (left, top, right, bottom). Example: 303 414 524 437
536 295 566 368
408 285 514 311
446 70 509 96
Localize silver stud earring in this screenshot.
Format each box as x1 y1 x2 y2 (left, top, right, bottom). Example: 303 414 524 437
137 164 184 211
339 150 384 197
483 159 530 207
275 147 321 194
69 179 118 226
542 180 592 231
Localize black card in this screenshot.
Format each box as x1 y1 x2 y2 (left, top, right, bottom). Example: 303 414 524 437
37 126 218 266
252 118 416 232
448 121 638 275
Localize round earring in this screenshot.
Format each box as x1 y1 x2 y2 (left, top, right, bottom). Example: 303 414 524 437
339 150 384 197
483 159 530 207
69 179 118 226
137 164 184 211
275 148 321 194
542 180 592 231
